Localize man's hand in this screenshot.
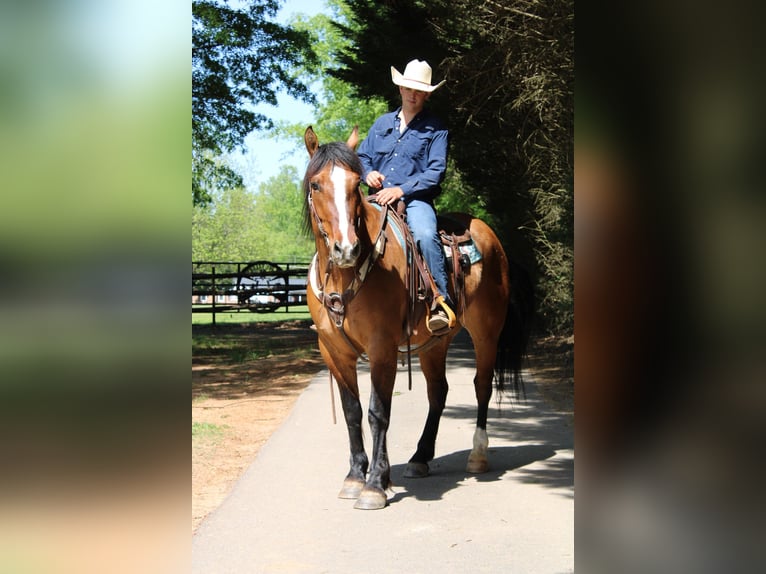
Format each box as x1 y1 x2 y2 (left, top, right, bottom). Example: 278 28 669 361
375 187 404 206
365 170 385 189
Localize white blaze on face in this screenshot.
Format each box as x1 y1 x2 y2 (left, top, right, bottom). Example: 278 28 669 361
330 165 353 249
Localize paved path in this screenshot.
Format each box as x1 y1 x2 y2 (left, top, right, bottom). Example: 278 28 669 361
193 332 573 573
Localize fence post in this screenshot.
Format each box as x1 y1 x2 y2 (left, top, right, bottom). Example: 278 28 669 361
211 265 217 327
283 263 289 313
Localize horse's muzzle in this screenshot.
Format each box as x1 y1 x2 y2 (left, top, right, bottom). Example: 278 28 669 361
331 240 361 268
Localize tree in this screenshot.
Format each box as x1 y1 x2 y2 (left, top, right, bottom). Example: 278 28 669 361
268 2 388 149
254 166 315 261
439 0 574 332
192 186 261 261
192 166 314 262
192 0 318 205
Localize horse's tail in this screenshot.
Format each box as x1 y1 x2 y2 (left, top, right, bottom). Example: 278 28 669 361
495 259 535 399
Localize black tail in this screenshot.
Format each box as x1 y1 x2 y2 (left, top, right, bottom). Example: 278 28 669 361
495 259 535 399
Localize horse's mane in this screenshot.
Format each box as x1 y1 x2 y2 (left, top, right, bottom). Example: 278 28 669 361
301 142 364 236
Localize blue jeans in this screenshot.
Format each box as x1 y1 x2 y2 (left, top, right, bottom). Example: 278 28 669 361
405 199 452 308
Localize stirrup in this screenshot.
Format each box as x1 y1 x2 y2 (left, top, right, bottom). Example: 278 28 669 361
427 295 457 333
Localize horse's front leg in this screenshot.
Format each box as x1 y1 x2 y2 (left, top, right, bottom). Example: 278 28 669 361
319 341 367 499
355 359 396 510
337 382 368 499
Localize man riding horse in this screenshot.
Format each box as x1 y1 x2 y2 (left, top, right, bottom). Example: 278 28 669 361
356 59 455 333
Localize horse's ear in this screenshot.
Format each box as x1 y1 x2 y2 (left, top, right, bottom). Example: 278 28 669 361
346 125 359 150
304 126 319 157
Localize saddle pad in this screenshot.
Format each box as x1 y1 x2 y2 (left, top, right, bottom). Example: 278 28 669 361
442 237 482 265
369 202 406 248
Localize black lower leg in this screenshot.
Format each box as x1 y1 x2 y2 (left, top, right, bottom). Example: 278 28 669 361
410 378 448 464
339 385 368 481
476 402 489 431
475 375 491 431
367 388 391 491
409 409 443 464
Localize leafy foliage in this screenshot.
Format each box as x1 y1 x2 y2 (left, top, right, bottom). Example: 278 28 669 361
267 2 389 150
254 166 315 261
192 166 314 262
435 159 492 224
192 187 259 261
192 0 318 205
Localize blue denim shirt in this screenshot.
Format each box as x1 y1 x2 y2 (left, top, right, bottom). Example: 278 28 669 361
357 107 449 202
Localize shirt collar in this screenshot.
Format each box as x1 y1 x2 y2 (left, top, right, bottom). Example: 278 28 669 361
394 107 424 133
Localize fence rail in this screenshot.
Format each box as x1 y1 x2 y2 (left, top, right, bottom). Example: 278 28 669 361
192 261 311 323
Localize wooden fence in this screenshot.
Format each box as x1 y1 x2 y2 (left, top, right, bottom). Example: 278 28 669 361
192 261 311 323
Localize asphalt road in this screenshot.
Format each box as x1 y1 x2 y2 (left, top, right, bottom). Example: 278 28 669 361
193 332 573 573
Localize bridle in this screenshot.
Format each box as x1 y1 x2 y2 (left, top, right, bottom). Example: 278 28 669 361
306 182 333 253
307 176 388 357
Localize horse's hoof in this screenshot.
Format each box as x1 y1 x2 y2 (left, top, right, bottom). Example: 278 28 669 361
403 462 429 478
353 486 388 510
338 478 365 499
466 457 489 474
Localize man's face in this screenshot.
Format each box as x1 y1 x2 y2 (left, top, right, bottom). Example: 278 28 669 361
399 86 430 108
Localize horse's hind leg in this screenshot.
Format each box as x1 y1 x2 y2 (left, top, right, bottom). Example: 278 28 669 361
404 341 451 478
466 337 497 473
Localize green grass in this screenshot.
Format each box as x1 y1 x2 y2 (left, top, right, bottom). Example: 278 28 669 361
192 421 227 440
192 333 315 363
192 311 317 363
223 342 272 362
192 305 312 324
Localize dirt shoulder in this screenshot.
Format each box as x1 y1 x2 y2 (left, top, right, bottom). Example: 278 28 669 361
192 321 572 533
192 320 323 532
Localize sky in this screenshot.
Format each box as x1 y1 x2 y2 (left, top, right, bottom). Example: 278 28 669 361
229 0 328 193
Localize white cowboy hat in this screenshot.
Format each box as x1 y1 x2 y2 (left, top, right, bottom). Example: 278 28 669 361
390 59 446 93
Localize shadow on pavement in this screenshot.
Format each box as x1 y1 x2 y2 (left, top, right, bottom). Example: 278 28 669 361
389 442 570 505
439 401 573 449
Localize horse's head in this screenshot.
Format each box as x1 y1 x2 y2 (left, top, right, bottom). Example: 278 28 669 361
302 126 363 268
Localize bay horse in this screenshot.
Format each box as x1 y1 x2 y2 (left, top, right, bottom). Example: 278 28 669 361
303 126 532 509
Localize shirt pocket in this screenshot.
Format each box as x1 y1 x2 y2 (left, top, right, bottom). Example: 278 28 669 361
373 127 397 156
407 130 432 160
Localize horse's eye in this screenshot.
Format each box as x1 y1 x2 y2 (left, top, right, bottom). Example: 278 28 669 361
310 182 320 192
